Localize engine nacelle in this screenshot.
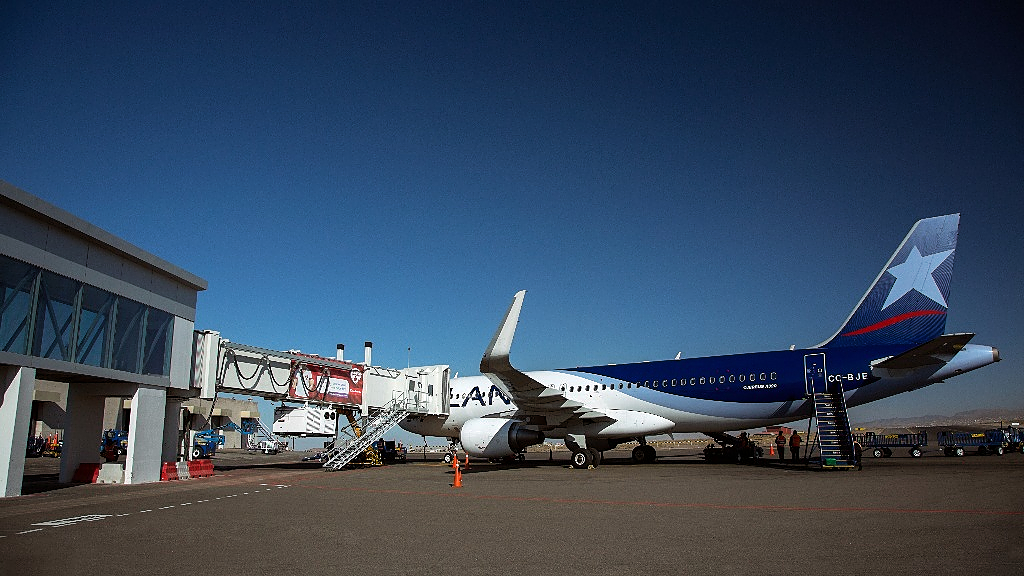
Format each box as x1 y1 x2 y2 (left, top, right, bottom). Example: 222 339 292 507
460 418 545 459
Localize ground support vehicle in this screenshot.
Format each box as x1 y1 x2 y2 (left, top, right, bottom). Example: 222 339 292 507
853 432 927 458
26 436 44 458
937 430 1011 456
990 426 1024 453
255 439 279 455
192 429 226 458
373 439 406 462
99 429 128 456
41 435 61 458
702 443 763 463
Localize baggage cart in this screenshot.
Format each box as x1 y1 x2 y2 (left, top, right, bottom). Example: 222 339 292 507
853 432 927 458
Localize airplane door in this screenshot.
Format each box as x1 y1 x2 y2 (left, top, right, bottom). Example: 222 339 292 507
804 353 828 396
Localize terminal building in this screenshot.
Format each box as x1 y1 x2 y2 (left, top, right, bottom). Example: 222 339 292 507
0 180 207 496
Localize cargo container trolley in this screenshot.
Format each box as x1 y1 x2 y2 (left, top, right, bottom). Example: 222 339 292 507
937 427 1024 456
853 432 927 458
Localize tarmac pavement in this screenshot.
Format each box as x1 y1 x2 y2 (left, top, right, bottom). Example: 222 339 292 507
1 448 1021 575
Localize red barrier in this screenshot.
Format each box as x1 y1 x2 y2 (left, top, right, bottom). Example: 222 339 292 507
187 460 212 478
160 462 178 481
72 463 101 483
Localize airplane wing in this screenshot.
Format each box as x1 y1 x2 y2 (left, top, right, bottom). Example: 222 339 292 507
871 333 975 370
480 291 614 430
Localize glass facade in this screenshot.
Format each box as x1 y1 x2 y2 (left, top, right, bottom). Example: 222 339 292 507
0 253 174 377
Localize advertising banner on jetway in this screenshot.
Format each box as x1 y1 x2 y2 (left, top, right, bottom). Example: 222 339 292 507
288 360 364 405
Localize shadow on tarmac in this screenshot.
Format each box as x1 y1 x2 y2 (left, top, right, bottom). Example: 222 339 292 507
449 453 822 475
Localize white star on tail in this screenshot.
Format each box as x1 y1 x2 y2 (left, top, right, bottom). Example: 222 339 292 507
882 246 954 309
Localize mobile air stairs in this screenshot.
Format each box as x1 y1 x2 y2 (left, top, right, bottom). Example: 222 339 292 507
321 394 413 470
804 353 856 470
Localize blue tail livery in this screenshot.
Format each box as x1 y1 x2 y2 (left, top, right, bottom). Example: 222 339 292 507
401 215 999 468
818 213 959 348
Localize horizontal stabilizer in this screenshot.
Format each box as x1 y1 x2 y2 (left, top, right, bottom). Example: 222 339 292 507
871 333 975 370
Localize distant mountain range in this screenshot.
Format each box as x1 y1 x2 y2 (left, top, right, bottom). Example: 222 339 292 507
857 407 1024 430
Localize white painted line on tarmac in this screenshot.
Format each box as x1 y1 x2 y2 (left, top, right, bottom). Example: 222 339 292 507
33 515 111 527
7 484 291 539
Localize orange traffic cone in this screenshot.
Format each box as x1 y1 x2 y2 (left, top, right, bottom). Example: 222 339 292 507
464 454 470 468
769 444 775 456
452 461 463 488
451 453 458 469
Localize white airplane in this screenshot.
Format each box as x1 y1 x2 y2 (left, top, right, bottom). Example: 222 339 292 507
401 214 1000 467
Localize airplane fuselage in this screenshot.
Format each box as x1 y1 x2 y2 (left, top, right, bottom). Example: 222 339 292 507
401 341 999 439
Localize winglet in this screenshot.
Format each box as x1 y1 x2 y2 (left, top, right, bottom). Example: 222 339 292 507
480 290 526 375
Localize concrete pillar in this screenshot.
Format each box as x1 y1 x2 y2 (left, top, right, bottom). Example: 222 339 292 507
124 385 166 484
0 365 36 497
59 385 106 483
162 398 183 462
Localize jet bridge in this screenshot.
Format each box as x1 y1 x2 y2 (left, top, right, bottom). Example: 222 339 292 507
190 330 450 468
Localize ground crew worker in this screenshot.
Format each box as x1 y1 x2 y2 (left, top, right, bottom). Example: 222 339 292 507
775 430 786 461
789 431 801 462
738 432 750 461
853 438 863 470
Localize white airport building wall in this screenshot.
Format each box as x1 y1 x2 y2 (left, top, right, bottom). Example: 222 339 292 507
0 180 207 496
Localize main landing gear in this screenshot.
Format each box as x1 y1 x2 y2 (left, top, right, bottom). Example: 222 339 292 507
631 444 656 464
569 448 603 469
566 435 657 468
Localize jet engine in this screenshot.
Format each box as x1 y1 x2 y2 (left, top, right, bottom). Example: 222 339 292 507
460 418 545 459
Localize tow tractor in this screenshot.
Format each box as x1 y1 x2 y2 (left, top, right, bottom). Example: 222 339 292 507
702 432 764 463
374 439 407 463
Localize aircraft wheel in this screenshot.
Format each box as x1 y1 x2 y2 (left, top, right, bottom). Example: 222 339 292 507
631 446 647 463
644 445 657 462
872 448 883 458
570 449 593 469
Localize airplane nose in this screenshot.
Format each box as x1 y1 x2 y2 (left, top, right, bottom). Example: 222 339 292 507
993 347 1001 362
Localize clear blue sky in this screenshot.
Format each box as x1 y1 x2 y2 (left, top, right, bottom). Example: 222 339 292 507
2 3 1021 445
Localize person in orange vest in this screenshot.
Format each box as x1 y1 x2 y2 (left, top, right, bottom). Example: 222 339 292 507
789 430 801 462
775 430 786 461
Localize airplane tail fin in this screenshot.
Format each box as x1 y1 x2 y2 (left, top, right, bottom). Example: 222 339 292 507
817 214 960 348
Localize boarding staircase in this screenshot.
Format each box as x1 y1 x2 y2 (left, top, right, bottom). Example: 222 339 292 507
322 394 411 470
812 386 855 469
243 418 282 451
